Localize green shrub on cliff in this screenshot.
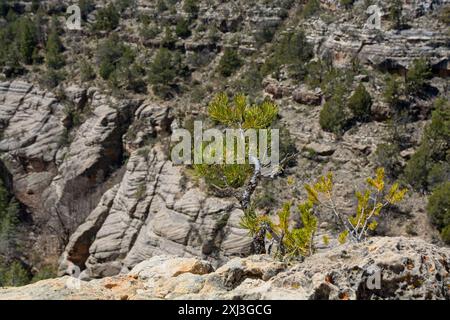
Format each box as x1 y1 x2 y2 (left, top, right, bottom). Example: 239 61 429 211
348 83 372 122
427 182 450 244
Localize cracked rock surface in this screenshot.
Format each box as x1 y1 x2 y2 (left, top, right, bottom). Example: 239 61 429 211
1 237 448 300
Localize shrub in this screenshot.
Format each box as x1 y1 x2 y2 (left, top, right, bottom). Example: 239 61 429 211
241 168 407 258
97 35 134 80
439 5 450 24
404 98 449 191
383 75 402 110
31 265 57 283
427 182 450 244
148 48 185 98
427 162 450 190
375 143 402 179
0 0 9 17
348 83 372 121
403 142 432 191
389 0 403 30
157 0 168 13
232 63 263 98
116 0 134 12
301 0 321 19
79 0 95 21
45 22 65 69
1 47 25 78
79 60 96 82
441 225 450 244
262 30 313 80
140 24 161 40
41 68 66 88
0 180 19 256
161 27 177 48
93 3 120 31
217 48 242 77
242 201 318 258
183 0 199 16
0 261 30 287
207 25 220 42
254 24 278 48
175 18 191 38
319 85 348 135
17 17 38 65
406 58 431 95
306 59 331 89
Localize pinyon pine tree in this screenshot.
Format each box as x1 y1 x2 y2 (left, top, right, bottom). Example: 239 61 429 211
241 168 407 259
193 93 279 205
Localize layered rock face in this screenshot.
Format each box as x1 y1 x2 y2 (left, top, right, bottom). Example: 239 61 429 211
1 237 448 300
0 81 252 274
59 146 251 279
0 81 141 259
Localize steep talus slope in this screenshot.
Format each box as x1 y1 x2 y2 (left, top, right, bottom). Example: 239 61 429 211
1 237 448 300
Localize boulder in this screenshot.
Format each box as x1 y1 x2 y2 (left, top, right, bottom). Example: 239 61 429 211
293 87 322 106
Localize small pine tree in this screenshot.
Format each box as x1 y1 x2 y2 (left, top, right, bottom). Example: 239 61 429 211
79 60 96 82
0 0 9 18
390 0 403 30
93 3 120 32
175 18 191 39
148 47 184 98
161 27 177 48
439 5 450 24
263 30 313 80
157 0 168 13
241 168 407 257
404 98 449 191
348 83 372 122
406 58 431 95
193 93 278 191
217 48 242 77
31 0 40 13
427 182 450 244
301 0 321 18
383 75 402 110
17 17 37 65
0 261 30 287
375 143 402 179
319 85 348 135
183 0 199 16
0 180 19 257
45 21 65 69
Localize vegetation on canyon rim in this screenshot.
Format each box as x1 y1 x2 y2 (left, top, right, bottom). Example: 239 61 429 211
0 0 448 287
193 93 408 259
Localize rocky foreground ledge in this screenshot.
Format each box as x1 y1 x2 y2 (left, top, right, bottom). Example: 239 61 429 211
1 237 448 300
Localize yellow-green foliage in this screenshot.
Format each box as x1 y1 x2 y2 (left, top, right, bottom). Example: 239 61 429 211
304 168 407 243
240 168 407 259
241 201 318 258
194 163 252 189
194 93 278 189
207 93 278 129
